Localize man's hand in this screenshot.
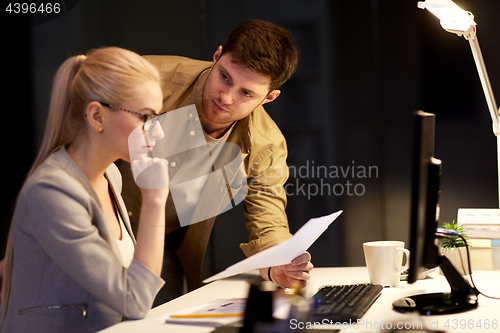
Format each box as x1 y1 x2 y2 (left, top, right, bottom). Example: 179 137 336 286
260 252 313 289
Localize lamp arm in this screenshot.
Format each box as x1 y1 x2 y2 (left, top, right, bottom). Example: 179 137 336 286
421 1 500 206
466 33 500 207
467 34 500 136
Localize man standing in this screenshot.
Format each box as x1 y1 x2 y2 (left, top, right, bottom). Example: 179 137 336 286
118 19 313 305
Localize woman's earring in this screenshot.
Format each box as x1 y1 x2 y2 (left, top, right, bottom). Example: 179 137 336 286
98 127 103 133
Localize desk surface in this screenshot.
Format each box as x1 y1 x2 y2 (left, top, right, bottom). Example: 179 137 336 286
99 267 500 333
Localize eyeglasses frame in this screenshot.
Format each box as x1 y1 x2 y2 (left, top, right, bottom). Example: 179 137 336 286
98 102 159 131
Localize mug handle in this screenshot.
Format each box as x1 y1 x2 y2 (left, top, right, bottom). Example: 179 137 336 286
395 248 410 274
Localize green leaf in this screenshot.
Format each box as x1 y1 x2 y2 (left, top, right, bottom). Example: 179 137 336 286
439 220 469 248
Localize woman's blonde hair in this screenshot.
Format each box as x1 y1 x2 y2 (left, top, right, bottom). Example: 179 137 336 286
31 46 160 175
1 46 160 319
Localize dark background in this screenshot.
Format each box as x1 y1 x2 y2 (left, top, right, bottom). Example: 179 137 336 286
1 0 498 281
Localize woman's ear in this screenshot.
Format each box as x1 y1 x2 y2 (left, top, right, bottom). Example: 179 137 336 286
86 101 104 133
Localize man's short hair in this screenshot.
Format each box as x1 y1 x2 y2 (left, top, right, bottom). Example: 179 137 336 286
221 19 298 91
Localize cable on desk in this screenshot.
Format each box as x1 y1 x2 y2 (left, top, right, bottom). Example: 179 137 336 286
458 234 500 300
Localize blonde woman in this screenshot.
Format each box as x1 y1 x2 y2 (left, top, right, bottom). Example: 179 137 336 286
0 47 168 333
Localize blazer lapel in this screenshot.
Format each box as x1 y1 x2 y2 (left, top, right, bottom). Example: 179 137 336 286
56 148 127 266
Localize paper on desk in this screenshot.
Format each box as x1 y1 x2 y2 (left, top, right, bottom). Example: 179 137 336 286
203 210 342 283
152 295 292 327
151 298 246 327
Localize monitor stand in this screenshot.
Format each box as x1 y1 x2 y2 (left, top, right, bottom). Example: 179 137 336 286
392 255 479 315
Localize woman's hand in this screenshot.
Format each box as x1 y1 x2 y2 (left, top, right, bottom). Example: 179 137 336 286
137 158 169 201
132 157 169 192
133 158 169 276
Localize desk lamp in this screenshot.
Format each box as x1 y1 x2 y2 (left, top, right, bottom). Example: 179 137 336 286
418 0 500 238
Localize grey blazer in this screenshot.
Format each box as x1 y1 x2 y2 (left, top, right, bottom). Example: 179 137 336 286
1 148 164 333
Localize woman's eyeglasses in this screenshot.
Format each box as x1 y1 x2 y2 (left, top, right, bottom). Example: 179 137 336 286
98 102 159 131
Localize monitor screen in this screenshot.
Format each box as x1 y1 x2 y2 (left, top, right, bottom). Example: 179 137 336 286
407 111 441 284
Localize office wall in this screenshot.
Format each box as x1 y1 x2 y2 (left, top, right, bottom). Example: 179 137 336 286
1 20 34 260
1 1 499 277
333 0 421 265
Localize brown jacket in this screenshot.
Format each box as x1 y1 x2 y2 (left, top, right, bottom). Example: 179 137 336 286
117 56 292 291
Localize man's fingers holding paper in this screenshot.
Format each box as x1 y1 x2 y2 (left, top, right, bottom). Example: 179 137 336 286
272 251 313 288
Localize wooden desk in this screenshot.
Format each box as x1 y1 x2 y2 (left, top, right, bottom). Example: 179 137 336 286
99 267 500 332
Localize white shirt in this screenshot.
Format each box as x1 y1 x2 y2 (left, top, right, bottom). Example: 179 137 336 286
115 212 134 268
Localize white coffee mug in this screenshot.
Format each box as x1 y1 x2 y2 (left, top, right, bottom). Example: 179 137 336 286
363 241 410 287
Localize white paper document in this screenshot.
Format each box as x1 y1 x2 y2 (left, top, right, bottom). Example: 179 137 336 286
151 295 293 327
151 298 246 327
203 210 343 283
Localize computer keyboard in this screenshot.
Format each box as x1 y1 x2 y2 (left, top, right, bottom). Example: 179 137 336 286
308 283 383 323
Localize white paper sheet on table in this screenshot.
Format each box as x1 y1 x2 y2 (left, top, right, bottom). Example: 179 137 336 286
151 295 292 327
203 210 343 283
151 298 246 327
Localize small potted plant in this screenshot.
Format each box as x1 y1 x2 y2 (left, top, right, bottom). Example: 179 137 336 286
439 221 470 275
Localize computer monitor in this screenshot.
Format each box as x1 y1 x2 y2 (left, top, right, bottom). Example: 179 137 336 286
392 111 478 315
407 111 441 284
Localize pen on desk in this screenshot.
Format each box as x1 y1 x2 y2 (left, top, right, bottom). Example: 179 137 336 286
170 312 244 318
